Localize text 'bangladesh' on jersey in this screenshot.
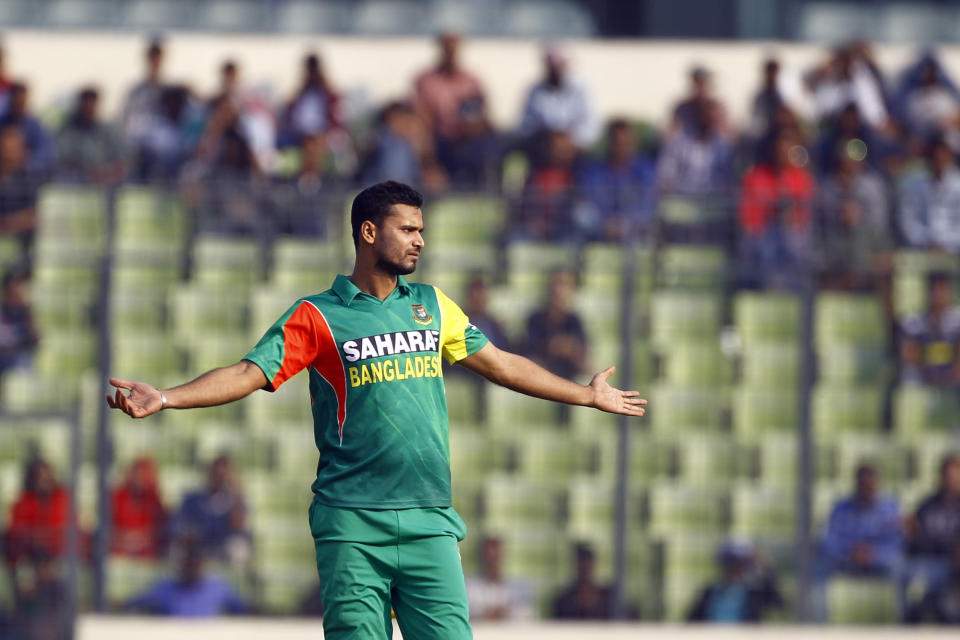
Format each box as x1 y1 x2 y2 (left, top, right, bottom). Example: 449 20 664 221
243 274 489 509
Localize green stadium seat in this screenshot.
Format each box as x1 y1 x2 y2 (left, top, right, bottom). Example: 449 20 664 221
112 239 183 278
185 332 250 374
505 242 578 295
812 385 885 440
0 370 80 411
733 292 801 344
815 293 887 348
270 426 319 475
36 184 107 249
646 483 727 535
501 150 529 196
0 235 23 267
660 340 733 387
657 195 721 225
114 185 187 246
730 484 796 538
827 577 898 624
833 433 909 485
756 433 835 488
739 341 801 388
732 386 798 441
246 471 313 518
450 479 483 530
650 292 722 349
155 465 204 506
33 330 97 378
509 425 580 479
0 418 72 471
648 384 728 432
443 375 482 423
485 286 539 344
673 434 743 486
107 557 165 605
169 285 249 341
426 195 506 246
485 384 562 430
481 474 564 530
908 434 960 489
893 250 959 317
581 244 655 295
565 477 616 538
270 236 343 294
111 420 192 467
892 384 959 437
817 343 890 384
657 245 728 290
659 533 724 621
449 427 494 482
573 290 622 338
813 481 850 528
191 235 264 288
196 422 275 470
249 287 301 341
245 372 312 431
109 287 171 333
110 331 180 381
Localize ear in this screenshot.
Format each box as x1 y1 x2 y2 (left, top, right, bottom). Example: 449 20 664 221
360 220 378 246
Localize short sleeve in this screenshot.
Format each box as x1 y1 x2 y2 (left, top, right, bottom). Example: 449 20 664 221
434 287 489 364
244 300 322 391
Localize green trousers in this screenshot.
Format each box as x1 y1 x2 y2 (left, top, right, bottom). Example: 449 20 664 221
308 500 473 640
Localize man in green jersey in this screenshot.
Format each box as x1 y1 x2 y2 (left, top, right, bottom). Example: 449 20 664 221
107 180 646 639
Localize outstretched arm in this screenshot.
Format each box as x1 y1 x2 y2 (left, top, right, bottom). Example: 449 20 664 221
457 343 646 416
106 360 267 419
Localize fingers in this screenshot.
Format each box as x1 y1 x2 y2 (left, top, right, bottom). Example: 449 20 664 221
594 366 616 382
109 378 135 391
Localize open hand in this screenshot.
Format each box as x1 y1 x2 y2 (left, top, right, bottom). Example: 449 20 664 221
106 378 163 419
589 366 647 416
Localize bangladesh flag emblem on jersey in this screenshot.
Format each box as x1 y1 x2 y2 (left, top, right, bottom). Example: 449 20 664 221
412 304 433 325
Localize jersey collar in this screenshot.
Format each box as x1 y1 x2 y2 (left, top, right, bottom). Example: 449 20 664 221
332 274 412 306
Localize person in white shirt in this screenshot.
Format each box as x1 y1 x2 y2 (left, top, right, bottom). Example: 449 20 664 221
464 535 535 621
898 136 960 253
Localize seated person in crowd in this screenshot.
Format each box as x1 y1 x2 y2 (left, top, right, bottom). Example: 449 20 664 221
898 135 960 254
0 82 52 173
687 540 783 623
656 100 735 198
9 551 69 640
903 453 960 609
361 101 448 195
126 539 250 617
176 455 251 566
671 66 729 138
55 85 124 184
551 543 613 620
738 131 816 290
465 535 535 621
121 38 166 149
899 272 960 387
278 52 342 147
816 143 893 292
576 118 656 242
515 129 579 242
0 267 38 376
269 132 337 237
524 270 587 381
111 457 168 559
0 126 42 254
462 275 509 351
906 539 960 625
4 458 72 566
813 464 903 621
129 84 200 183
518 46 599 152
813 102 890 177
894 52 960 142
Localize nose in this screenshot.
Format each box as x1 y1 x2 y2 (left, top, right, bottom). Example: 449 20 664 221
414 232 424 249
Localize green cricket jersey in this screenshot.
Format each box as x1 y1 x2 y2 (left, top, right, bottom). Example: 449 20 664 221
243 274 488 509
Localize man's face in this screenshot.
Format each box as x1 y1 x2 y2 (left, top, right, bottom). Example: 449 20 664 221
0 128 25 169
372 204 424 276
440 34 459 68
930 278 953 311
609 126 635 161
856 468 878 502
209 458 231 491
481 538 502 576
943 459 960 494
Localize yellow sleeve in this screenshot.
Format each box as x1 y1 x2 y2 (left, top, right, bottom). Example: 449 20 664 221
435 286 489 364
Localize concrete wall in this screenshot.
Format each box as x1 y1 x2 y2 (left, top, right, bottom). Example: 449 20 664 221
4 30 959 130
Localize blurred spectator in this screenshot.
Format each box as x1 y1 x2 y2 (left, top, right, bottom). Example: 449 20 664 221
524 270 587 380
0 44 14 115
518 45 599 151
814 103 890 177
672 66 728 137
207 60 276 174
121 38 165 146
894 52 960 141
280 52 341 146
575 118 656 241
298 582 324 618
899 272 960 387
0 82 52 173
816 144 893 292
738 132 816 290
0 267 38 376
748 58 810 139
551 543 612 620
903 453 960 614
210 59 240 106
55 86 124 184
463 275 509 350
906 540 960 624
656 101 735 197
176 455 251 566
361 101 446 194
687 540 783 623
0 126 40 254
270 133 336 236
4 459 71 564
898 135 960 253
126 540 250 616
129 84 199 183
10 551 70 640
465 535 535 621
111 457 168 559
807 43 889 130
813 464 903 621
516 129 578 241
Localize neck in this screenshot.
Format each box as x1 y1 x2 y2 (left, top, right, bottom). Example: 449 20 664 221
350 262 399 300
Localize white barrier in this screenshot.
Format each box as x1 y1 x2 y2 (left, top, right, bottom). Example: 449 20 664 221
77 616 960 640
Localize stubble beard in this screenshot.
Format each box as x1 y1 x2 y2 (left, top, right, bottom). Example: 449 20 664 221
376 254 417 276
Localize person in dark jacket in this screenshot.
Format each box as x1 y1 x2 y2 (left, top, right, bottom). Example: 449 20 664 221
687 540 784 623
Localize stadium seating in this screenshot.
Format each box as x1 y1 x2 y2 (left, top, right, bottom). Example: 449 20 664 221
827 577 898 624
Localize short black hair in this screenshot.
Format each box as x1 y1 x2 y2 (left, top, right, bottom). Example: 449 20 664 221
350 181 423 247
